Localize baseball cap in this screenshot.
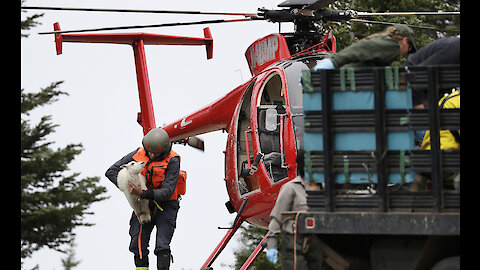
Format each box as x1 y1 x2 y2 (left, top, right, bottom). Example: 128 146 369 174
394 24 417 53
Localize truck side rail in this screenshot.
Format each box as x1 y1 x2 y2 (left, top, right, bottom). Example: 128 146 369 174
298 65 460 235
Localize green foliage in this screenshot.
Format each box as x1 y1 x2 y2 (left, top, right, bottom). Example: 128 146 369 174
21 3 108 263
21 84 109 260
21 0 43 38
232 224 282 270
61 240 81 270
324 0 460 51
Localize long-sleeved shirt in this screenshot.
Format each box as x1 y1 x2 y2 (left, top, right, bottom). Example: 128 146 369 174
404 36 460 66
330 36 401 68
266 176 308 249
105 147 180 202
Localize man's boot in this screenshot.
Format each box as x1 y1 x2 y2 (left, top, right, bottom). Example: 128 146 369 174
134 254 149 270
156 251 171 270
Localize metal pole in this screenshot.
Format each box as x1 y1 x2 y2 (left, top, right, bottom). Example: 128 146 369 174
427 66 443 212
320 69 334 212
373 68 388 212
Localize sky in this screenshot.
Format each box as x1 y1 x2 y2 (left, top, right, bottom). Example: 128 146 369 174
21 0 295 269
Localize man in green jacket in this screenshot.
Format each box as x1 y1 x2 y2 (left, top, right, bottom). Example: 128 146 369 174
314 24 416 70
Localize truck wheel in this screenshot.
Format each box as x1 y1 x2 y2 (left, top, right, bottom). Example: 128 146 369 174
430 256 460 270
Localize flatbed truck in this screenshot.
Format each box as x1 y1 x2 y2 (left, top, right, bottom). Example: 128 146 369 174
289 65 460 270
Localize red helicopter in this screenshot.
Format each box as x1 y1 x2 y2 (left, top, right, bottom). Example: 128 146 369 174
23 0 459 269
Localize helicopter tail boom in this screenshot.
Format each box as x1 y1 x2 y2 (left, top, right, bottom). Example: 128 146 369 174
162 80 250 142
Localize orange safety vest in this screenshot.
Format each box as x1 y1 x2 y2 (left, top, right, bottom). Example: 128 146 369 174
132 147 186 201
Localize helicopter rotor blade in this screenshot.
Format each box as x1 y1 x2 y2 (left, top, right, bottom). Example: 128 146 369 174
349 18 460 33
356 11 460 17
38 18 254 35
21 6 259 18
25 5 460 35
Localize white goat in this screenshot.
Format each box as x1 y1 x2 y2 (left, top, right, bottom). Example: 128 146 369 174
117 161 151 224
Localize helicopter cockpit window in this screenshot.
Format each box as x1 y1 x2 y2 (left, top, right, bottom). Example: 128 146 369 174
236 81 259 196
257 72 288 182
264 108 278 132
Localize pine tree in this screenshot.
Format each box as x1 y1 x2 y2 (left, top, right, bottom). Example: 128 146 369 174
232 224 281 270
21 85 109 260
20 0 43 38
21 6 108 262
61 240 81 270
325 0 460 51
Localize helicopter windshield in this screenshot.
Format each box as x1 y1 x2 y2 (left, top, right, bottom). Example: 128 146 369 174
257 72 288 182
235 59 313 194
254 60 312 184
283 59 312 153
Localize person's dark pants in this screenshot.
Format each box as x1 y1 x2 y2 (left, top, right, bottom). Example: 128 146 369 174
279 233 328 270
129 200 179 270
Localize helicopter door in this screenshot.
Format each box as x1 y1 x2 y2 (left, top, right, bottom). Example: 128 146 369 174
256 72 288 182
236 82 260 195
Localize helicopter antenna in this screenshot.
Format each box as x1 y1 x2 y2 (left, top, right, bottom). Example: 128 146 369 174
235 69 244 83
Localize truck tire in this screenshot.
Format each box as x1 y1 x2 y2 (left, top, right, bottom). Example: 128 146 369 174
430 256 460 270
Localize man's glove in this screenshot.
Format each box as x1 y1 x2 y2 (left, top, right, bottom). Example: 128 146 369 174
314 58 335 70
266 248 278 264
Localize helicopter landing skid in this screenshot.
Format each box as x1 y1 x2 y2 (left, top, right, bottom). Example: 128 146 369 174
200 227 269 270
201 198 248 268
239 233 268 270
201 215 244 269
202 197 268 269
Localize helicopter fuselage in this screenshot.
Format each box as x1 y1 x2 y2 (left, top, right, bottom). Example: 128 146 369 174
164 56 317 228
162 32 333 229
